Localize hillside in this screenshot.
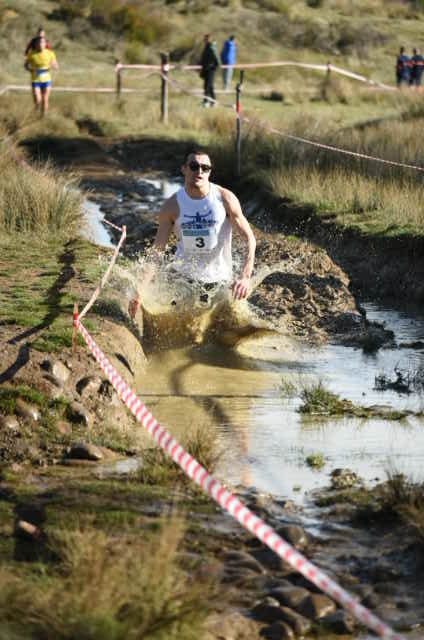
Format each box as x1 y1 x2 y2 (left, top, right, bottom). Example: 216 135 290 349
2 0 424 89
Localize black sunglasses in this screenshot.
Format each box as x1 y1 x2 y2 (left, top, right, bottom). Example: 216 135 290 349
188 161 212 173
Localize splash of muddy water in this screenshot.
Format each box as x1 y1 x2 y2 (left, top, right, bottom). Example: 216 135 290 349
116 258 297 351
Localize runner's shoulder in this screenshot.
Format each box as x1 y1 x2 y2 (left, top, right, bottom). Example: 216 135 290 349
217 185 240 209
160 192 179 219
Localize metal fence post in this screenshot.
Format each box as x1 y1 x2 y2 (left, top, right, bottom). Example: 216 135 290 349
160 52 169 124
115 59 122 99
235 70 244 176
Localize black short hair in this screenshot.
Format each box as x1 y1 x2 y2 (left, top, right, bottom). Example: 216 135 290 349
182 147 211 164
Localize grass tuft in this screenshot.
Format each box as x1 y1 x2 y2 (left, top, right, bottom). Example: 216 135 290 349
0 524 213 639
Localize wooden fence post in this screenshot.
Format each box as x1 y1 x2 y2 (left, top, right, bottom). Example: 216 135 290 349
235 70 244 177
160 52 169 124
322 61 331 101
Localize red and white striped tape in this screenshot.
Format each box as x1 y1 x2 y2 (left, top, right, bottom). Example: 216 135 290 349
159 71 424 173
78 223 126 320
74 313 405 640
244 116 424 173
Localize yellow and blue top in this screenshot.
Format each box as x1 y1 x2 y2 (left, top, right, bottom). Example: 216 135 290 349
26 49 56 83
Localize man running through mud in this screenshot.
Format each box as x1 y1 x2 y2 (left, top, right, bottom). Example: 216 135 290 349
128 148 256 320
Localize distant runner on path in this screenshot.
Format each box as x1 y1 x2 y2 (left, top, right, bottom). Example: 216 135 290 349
25 35 58 116
128 147 256 319
24 26 51 56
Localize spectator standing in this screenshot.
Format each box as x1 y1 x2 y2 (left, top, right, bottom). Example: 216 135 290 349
396 46 410 88
220 35 236 91
25 26 50 56
409 48 424 91
200 34 219 107
25 35 58 116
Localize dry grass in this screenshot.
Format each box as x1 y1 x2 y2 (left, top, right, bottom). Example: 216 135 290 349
0 140 82 235
138 424 221 486
0 523 213 639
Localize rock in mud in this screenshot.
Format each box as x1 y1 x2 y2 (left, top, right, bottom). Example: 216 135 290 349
0 415 20 431
252 597 286 623
41 359 70 386
224 550 265 574
15 399 40 422
321 609 355 634
67 401 93 426
268 586 310 609
261 619 295 639
275 524 309 550
296 593 337 620
76 375 102 397
66 442 104 461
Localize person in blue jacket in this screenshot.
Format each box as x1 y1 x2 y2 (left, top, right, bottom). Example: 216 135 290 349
220 35 236 91
409 48 424 91
396 46 410 88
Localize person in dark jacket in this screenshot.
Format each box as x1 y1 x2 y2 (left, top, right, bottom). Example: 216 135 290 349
24 26 51 56
409 48 424 91
396 46 410 88
220 35 236 91
200 34 219 107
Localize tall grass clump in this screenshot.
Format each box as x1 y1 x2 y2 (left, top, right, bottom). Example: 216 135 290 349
0 525 213 639
0 144 82 235
382 473 424 542
218 111 424 235
138 424 221 486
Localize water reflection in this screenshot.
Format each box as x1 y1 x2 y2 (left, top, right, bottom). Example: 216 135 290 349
136 303 424 505
81 199 115 248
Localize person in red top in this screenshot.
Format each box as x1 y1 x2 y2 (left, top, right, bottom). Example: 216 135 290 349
24 27 50 56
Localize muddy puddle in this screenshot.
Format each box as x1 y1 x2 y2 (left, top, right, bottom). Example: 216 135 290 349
136 306 424 504
85 176 424 504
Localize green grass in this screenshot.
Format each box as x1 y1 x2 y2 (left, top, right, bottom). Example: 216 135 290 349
137 425 220 487
305 452 325 469
0 233 103 349
298 381 409 419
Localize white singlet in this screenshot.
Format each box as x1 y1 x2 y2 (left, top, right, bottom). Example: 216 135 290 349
173 183 233 283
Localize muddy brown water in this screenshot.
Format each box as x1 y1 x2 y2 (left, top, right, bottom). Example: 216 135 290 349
83 178 424 639
83 178 424 504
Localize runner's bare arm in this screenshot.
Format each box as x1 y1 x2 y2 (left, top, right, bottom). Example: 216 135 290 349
128 196 177 319
221 188 256 300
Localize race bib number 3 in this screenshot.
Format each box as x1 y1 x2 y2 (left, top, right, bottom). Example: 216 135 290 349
182 227 218 252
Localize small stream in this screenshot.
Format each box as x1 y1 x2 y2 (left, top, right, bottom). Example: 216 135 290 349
82 178 424 505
